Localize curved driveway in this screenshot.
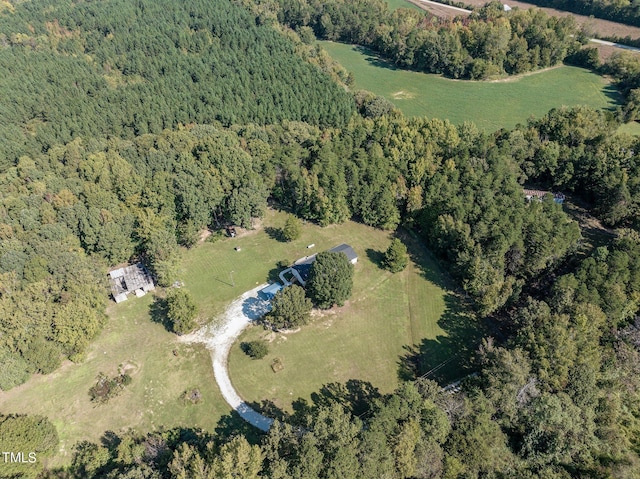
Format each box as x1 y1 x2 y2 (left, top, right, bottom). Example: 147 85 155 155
181 284 274 432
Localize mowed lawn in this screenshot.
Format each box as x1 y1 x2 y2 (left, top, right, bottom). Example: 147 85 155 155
0 296 229 467
228 225 479 413
321 41 621 131
0 210 477 464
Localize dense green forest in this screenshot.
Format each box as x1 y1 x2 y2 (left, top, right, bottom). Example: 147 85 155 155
0 0 355 171
3 0 640 477
255 0 581 79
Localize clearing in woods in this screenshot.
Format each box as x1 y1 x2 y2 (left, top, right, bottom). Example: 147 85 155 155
321 41 621 131
228 225 479 414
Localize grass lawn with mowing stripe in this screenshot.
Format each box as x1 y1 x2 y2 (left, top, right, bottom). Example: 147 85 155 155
321 41 621 131
228 226 480 413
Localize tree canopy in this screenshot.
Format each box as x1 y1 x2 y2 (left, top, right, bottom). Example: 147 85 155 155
306 251 354 309
267 284 313 329
383 238 409 273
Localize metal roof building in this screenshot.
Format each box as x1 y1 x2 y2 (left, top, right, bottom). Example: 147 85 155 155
108 263 155 303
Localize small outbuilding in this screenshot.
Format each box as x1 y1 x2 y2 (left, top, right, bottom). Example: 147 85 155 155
108 263 155 303
329 243 358 264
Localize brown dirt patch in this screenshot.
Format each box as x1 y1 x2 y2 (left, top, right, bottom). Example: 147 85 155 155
198 229 212 244
407 0 468 18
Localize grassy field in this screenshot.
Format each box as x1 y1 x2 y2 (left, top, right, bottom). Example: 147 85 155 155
0 296 230 467
618 121 640 135
385 0 422 10
321 41 621 131
228 223 480 413
0 210 478 464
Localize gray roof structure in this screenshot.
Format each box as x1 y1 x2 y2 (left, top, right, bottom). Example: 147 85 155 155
109 263 155 303
329 243 358 263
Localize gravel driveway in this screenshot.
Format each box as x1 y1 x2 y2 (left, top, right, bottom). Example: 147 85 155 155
180 284 274 432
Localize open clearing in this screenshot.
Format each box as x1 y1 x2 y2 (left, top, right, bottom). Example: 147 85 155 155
228 227 479 413
0 296 229 467
0 210 478 462
321 41 620 131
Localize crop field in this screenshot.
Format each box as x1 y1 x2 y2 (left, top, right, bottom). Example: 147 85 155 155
228 225 479 413
321 41 621 131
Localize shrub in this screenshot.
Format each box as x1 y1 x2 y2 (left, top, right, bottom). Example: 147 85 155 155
383 238 409 273
88 371 132 404
281 214 302 242
180 387 203 405
242 340 269 359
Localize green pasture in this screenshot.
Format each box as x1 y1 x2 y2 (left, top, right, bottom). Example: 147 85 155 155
228 225 479 413
385 0 423 10
0 296 229 467
618 121 640 135
321 41 621 131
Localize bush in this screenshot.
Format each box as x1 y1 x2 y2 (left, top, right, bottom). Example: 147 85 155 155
281 214 302 242
180 387 203 405
166 288 198 335
88 372 132 404
383 238 409 273
241 340 269 359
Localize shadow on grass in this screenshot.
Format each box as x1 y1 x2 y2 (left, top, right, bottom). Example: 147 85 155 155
356 45 399 72
602 83 623 110
366 247 385 269
395 227 483 385
149 296 172 333
398 292 480 384
214 411 265 445
264 226 283 242
310 379 381 417
266 259 290 283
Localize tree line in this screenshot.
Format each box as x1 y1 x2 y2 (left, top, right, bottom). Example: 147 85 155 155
257 0 581 79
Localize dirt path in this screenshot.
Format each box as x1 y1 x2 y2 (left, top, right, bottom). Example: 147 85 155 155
180 285 274 432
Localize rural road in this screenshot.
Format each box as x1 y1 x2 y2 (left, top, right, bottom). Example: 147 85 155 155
180 284 275 432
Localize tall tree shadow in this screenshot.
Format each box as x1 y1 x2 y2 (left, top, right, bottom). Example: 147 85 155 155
395 228 484 385
366 247 385 269
264 226 283 242
214 410 269 445
149 296 172 332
